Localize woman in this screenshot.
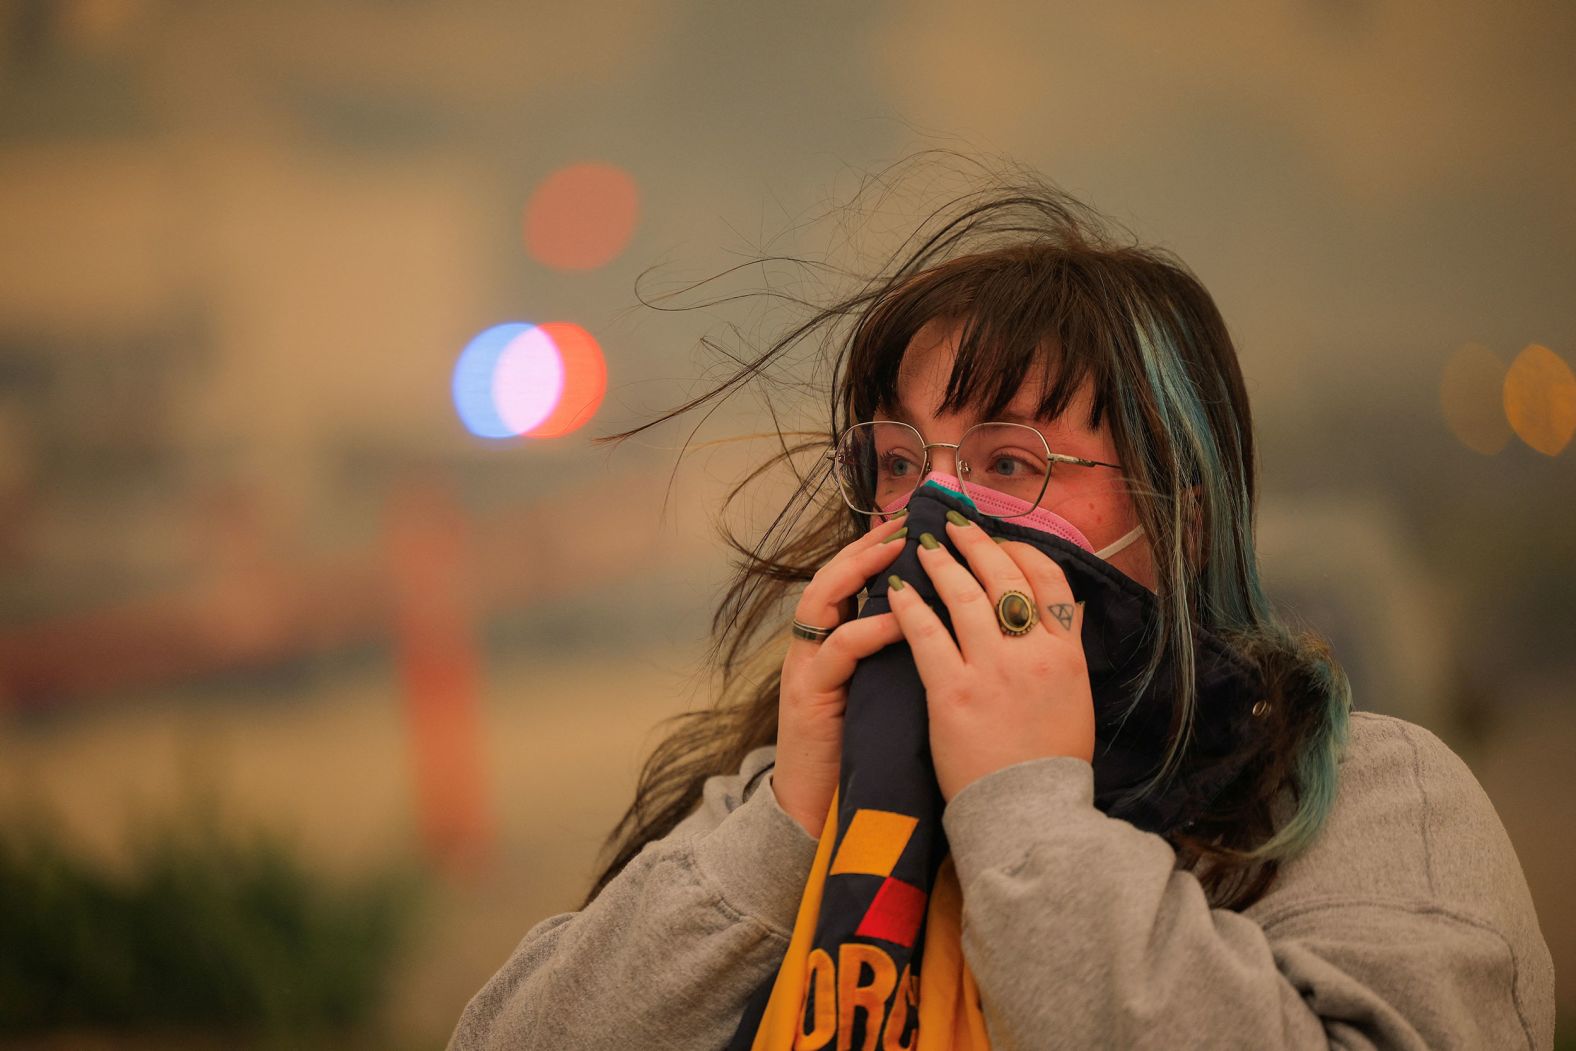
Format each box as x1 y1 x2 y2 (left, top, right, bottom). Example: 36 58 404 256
449 168 1554 1049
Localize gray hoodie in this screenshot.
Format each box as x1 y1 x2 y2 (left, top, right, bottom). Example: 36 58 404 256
449 711 1554 1049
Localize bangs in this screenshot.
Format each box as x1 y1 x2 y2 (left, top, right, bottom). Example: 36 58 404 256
843 248 1118 432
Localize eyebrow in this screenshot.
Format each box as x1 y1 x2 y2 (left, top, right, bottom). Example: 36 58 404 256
877 401 911 426
995 409 1043 426
878 399 1044 428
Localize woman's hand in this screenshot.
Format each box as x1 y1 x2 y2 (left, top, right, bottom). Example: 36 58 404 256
773 513 909 836
886 515 1094 804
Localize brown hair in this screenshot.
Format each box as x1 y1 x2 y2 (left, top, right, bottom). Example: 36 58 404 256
583 157 1349 911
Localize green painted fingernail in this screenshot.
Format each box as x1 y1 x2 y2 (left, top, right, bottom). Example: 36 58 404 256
919 531 940 550
888 574 905 591
945 510 971 527
891 508 908 518
993 536 1006 544
882 527 908 544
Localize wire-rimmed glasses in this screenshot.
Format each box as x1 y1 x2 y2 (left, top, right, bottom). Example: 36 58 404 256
829 420 1122 518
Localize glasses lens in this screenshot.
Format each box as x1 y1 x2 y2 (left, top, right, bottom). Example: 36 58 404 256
957 423 1051 513
834 422 925 513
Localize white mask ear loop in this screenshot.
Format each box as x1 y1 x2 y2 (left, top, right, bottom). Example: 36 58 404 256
1093 524 1144 561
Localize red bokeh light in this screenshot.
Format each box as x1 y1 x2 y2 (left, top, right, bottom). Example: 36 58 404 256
524 322 607 438
523 163 640 271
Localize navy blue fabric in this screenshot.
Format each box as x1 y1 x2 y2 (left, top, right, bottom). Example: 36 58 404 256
726 482 1266 1049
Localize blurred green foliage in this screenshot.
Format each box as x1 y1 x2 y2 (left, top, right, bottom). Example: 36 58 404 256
0 812 421 1038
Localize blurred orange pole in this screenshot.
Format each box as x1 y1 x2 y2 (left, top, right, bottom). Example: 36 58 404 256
386 481 494 872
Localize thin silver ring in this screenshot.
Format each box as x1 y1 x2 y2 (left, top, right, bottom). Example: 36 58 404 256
791 619 837 643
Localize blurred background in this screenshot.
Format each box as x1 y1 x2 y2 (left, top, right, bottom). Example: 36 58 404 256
0 1 1571 1046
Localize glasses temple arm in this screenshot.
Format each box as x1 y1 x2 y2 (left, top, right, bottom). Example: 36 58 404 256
1047 453 1123 470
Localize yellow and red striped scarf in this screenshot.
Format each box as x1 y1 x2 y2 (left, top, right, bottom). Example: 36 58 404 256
749 786 988 1050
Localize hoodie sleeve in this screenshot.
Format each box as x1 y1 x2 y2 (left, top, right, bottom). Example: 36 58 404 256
447 745 819 1051
939 713 1555 1050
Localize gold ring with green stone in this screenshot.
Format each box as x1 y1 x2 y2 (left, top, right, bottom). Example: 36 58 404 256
995 590 1038 636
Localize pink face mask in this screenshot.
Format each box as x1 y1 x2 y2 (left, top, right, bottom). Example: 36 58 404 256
880 471 1145 562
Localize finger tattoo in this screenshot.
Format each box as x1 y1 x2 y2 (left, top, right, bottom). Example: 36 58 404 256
1047 603 1075 630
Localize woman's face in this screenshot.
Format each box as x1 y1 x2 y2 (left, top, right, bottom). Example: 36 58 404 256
873 319 1157 592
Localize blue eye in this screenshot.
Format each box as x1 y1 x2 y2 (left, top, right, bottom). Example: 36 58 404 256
982 451 1045 478
879 452 921 478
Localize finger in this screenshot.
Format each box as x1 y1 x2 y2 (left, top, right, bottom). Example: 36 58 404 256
828 509 907 563
885 574 966 685
944 513 1035 600
794 613 904 695
996 540 1078 637
912 530 1004 663
793 517 908 634
853 507 908 546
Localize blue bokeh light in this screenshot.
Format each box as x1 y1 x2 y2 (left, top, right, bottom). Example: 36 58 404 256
452 322 531 439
